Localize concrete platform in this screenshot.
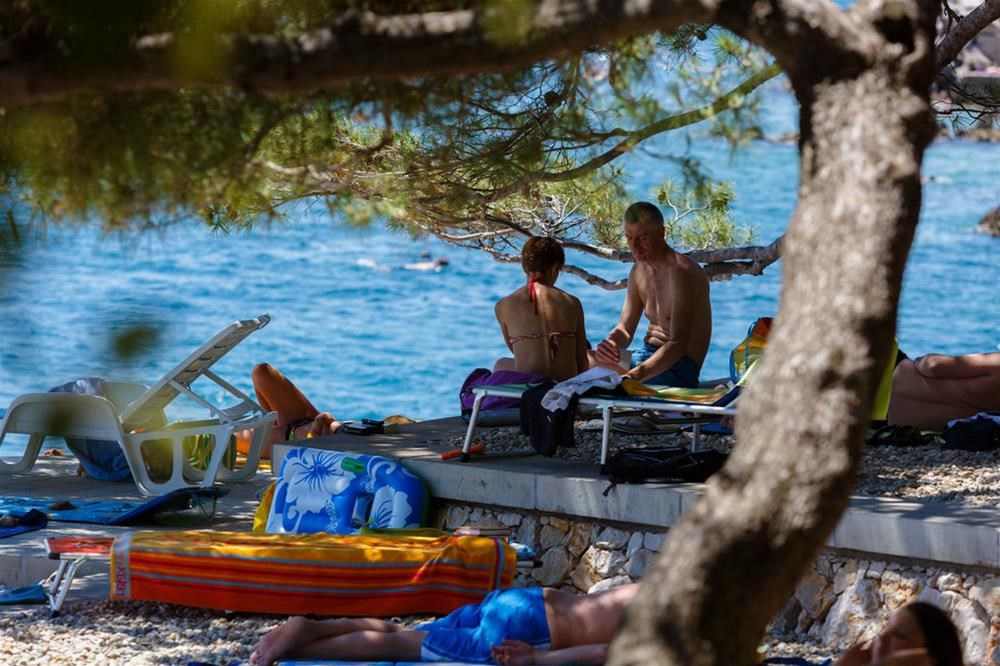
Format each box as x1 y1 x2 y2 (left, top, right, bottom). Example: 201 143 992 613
1 416 998 594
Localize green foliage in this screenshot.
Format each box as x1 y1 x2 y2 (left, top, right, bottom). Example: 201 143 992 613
0 3 778 286
108 322 161 365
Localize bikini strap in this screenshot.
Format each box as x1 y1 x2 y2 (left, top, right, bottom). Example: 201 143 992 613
547 332 559 361
508 331 576 361
528 277 539 315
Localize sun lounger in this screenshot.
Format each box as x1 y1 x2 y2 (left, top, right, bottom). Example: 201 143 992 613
459 318 768 469
44 529 533 616
43 536 114 614
460 383 739 468
0 315 276 496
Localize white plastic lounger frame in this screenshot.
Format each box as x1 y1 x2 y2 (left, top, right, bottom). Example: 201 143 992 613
0 314 276 496
461 385 737 469
44 547 111 616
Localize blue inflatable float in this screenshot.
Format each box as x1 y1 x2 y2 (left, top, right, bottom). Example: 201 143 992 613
266 448 428 535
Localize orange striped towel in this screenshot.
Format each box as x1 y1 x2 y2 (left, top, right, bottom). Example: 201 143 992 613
110 531 514 616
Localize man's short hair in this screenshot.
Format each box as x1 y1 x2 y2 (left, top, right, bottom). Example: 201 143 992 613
623 202 665 229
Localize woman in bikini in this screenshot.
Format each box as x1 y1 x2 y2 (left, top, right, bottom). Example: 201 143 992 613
493 236 589 382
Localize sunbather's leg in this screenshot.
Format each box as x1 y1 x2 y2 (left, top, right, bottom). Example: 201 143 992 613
888 355 1000 430
249 363 340 455
285 629 425 663
912 352 1000 380
494 356 516 372
252 363 321 419
251 616 409 666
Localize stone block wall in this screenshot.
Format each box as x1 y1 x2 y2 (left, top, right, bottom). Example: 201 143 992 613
429 500 1000 665
778 554 1000 665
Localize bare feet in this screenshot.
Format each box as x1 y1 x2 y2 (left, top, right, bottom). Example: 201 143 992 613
285 413 341 441
308 412 341 438
250 616 321 666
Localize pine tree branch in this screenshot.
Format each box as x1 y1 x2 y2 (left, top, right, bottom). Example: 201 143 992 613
935 0 1000 72
0 1 711 109
486 62 783 202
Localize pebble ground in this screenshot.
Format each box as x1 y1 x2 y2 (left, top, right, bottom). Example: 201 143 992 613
2 422 995 664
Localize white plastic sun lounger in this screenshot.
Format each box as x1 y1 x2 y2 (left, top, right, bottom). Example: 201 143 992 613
461 384 738 469
0 314 276 496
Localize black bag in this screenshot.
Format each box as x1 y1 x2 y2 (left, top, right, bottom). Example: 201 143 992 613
602 446 727 493
942 413 1000 452
519 381 577 456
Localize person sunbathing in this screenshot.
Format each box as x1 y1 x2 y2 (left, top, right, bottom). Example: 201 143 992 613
249 582 638 665
833 601 963 666
493 236 589 382
888 351 1000 431
239 363 340 459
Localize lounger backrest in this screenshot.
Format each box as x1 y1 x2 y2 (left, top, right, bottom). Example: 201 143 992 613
729 317 772 384
118 314 270 430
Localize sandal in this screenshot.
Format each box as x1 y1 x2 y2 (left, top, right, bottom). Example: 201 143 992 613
866 424 938 447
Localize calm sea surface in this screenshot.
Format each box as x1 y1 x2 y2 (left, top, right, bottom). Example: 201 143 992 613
0 86 997 426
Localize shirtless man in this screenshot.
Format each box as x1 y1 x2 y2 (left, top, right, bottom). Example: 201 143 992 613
592 202 712 387
249 582 638 665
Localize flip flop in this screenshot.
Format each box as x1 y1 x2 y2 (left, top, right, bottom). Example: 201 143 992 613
612 415 685 434
867 424 939 447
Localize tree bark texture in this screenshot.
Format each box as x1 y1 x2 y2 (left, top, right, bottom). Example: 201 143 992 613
606 2 940 665
0 1 703 109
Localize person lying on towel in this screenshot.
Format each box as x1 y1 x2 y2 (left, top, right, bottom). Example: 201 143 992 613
888 351 1000 431
250 582 639 665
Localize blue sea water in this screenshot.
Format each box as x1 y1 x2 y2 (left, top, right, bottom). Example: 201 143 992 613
0 86 997 428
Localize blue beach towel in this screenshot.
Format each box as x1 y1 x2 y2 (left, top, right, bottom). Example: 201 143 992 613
0 488 227 525
48 378 133 482
0 508 48 538
267 449 428 535
277 662 481 666
0 583 48 605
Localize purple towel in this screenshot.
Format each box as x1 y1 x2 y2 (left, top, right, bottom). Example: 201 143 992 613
459 368 544 412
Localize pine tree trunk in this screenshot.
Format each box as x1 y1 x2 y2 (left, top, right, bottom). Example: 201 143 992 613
607 4 940 664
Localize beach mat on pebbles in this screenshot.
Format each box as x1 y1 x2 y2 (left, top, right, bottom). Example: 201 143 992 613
0 583 48 605
0 508 47 538
0 487 227 526
188 660 491 665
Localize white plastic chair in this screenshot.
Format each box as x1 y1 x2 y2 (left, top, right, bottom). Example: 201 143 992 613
0 314 276 496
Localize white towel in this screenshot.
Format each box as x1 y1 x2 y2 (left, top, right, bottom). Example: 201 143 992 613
541 367 622 412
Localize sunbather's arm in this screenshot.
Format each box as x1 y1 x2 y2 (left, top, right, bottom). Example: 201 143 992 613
595 266 643 366
492 640 608 665
574 298 590 374
495 301 515 354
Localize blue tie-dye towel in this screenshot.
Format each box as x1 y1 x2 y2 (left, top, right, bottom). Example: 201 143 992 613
266 448 428 535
